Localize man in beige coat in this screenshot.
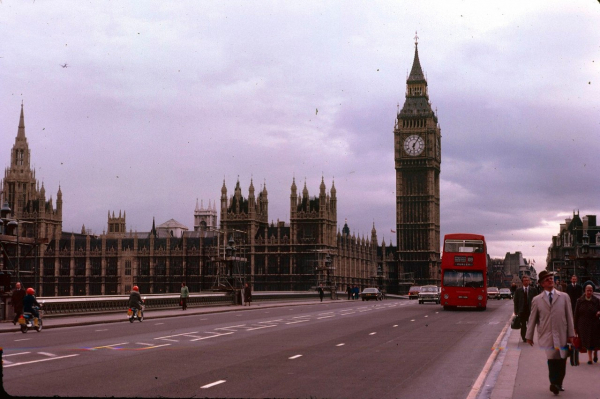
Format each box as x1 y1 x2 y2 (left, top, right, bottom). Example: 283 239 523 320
526 270 575 395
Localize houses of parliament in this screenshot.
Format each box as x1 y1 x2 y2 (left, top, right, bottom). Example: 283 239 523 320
0 39 441 296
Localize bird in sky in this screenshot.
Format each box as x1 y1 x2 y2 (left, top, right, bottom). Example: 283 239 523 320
60 63 69 68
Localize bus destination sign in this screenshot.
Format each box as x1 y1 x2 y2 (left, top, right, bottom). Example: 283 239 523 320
454 256 474 266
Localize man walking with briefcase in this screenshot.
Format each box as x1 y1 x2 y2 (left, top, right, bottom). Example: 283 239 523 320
514 275 538 342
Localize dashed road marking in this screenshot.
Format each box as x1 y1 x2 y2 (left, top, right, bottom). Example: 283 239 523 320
289 354 302 359
336 343 345 347
4 354 79 368
14 338 30 342
286 320 310 325
317 316 334 319
369 332 377 335
154 323 164 325
201 380 226 389
3 352 30 357
393 325 398 327
38 352 56 357
95 329 108 332
190 332 234 341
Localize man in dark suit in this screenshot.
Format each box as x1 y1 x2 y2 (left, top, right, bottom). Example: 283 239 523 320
526 270 575 395
566 275 583 313
514 275 538 342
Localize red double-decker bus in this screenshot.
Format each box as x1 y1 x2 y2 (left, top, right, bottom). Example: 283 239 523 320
440 233 488 311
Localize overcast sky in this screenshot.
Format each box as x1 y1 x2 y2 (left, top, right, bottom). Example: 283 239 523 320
1 1 599 271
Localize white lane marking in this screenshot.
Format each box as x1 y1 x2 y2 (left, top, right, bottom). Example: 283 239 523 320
393 325 398 327
317 316 334 319
286 320 310 325
201 380 226 389
292 315 311 319
336 343 345 347
246 324 277 331
4 354 79 368
411 319 415 322
200 318 208 320
190 332 234 341
95 342 129 349
159 338 179 342
318 312 334 315
424 315 428 318
95 329 108 332
289 355 302 359
3 352 31 357
154 323 164 325
155 332 199 340
214 324 246 331
14 339 31 342
369 332 376 336
340 312 355 315
38 352 56 357
260 319 283 323
139 344 171 350
136 342 155 346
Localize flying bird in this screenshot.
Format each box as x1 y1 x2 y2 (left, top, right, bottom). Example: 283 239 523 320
61 63 69 68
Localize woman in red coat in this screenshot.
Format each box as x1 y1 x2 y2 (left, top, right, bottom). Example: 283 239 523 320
574 284 600 364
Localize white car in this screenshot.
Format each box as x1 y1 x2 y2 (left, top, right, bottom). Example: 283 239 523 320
418 285 440 304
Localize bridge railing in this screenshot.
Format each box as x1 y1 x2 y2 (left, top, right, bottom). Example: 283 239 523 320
33 291 321 317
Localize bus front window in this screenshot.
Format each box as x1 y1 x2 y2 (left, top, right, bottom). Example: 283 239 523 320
443 270 484 288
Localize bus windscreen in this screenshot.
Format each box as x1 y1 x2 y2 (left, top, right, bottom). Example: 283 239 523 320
442 270 484 288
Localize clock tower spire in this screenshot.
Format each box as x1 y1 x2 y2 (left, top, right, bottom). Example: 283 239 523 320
394 35 441 286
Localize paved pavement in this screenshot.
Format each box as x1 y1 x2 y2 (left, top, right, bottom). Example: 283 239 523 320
2 298 598 398
489 323 600 399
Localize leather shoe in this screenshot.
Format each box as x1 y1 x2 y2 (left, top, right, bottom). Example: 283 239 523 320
549 384 559 395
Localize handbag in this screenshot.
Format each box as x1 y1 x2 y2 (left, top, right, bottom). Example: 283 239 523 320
510 315 521 330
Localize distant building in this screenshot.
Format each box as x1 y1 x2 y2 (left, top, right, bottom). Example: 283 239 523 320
546 211 600 287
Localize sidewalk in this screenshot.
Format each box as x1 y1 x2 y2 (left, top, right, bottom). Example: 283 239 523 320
0 298 337 334
490 325 600 399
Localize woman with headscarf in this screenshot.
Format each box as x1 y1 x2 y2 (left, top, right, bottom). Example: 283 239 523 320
574 284 600 364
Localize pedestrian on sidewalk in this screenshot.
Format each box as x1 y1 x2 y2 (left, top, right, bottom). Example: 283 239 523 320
566 275 583 314
514 275 538 342
244 283 252 306
317 284 324 302
346 285 352 300
10 282 25 325
574 284 600 364
526 270 575 395
180 282 189 310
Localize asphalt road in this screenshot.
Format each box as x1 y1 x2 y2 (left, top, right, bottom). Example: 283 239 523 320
2 298 513 398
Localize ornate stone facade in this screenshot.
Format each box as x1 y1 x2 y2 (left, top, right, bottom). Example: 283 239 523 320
394 37 441 286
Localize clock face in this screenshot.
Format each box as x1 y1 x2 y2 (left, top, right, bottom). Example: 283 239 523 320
404 135 425 156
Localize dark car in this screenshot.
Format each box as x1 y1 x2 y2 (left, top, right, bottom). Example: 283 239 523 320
499 288 513 299
408 286 421 300
360 288 383 301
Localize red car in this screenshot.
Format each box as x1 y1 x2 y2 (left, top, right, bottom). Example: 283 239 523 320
408 286 421 300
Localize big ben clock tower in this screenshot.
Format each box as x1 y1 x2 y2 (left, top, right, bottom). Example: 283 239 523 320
394 34 441 286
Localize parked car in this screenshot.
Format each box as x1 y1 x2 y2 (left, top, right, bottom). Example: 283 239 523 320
418 285 440 304
408 286 421 300
487 287 500 300
360 287 383 301
499 288 513 299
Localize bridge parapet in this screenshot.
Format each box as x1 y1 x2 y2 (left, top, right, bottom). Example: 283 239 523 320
34 291 321 317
